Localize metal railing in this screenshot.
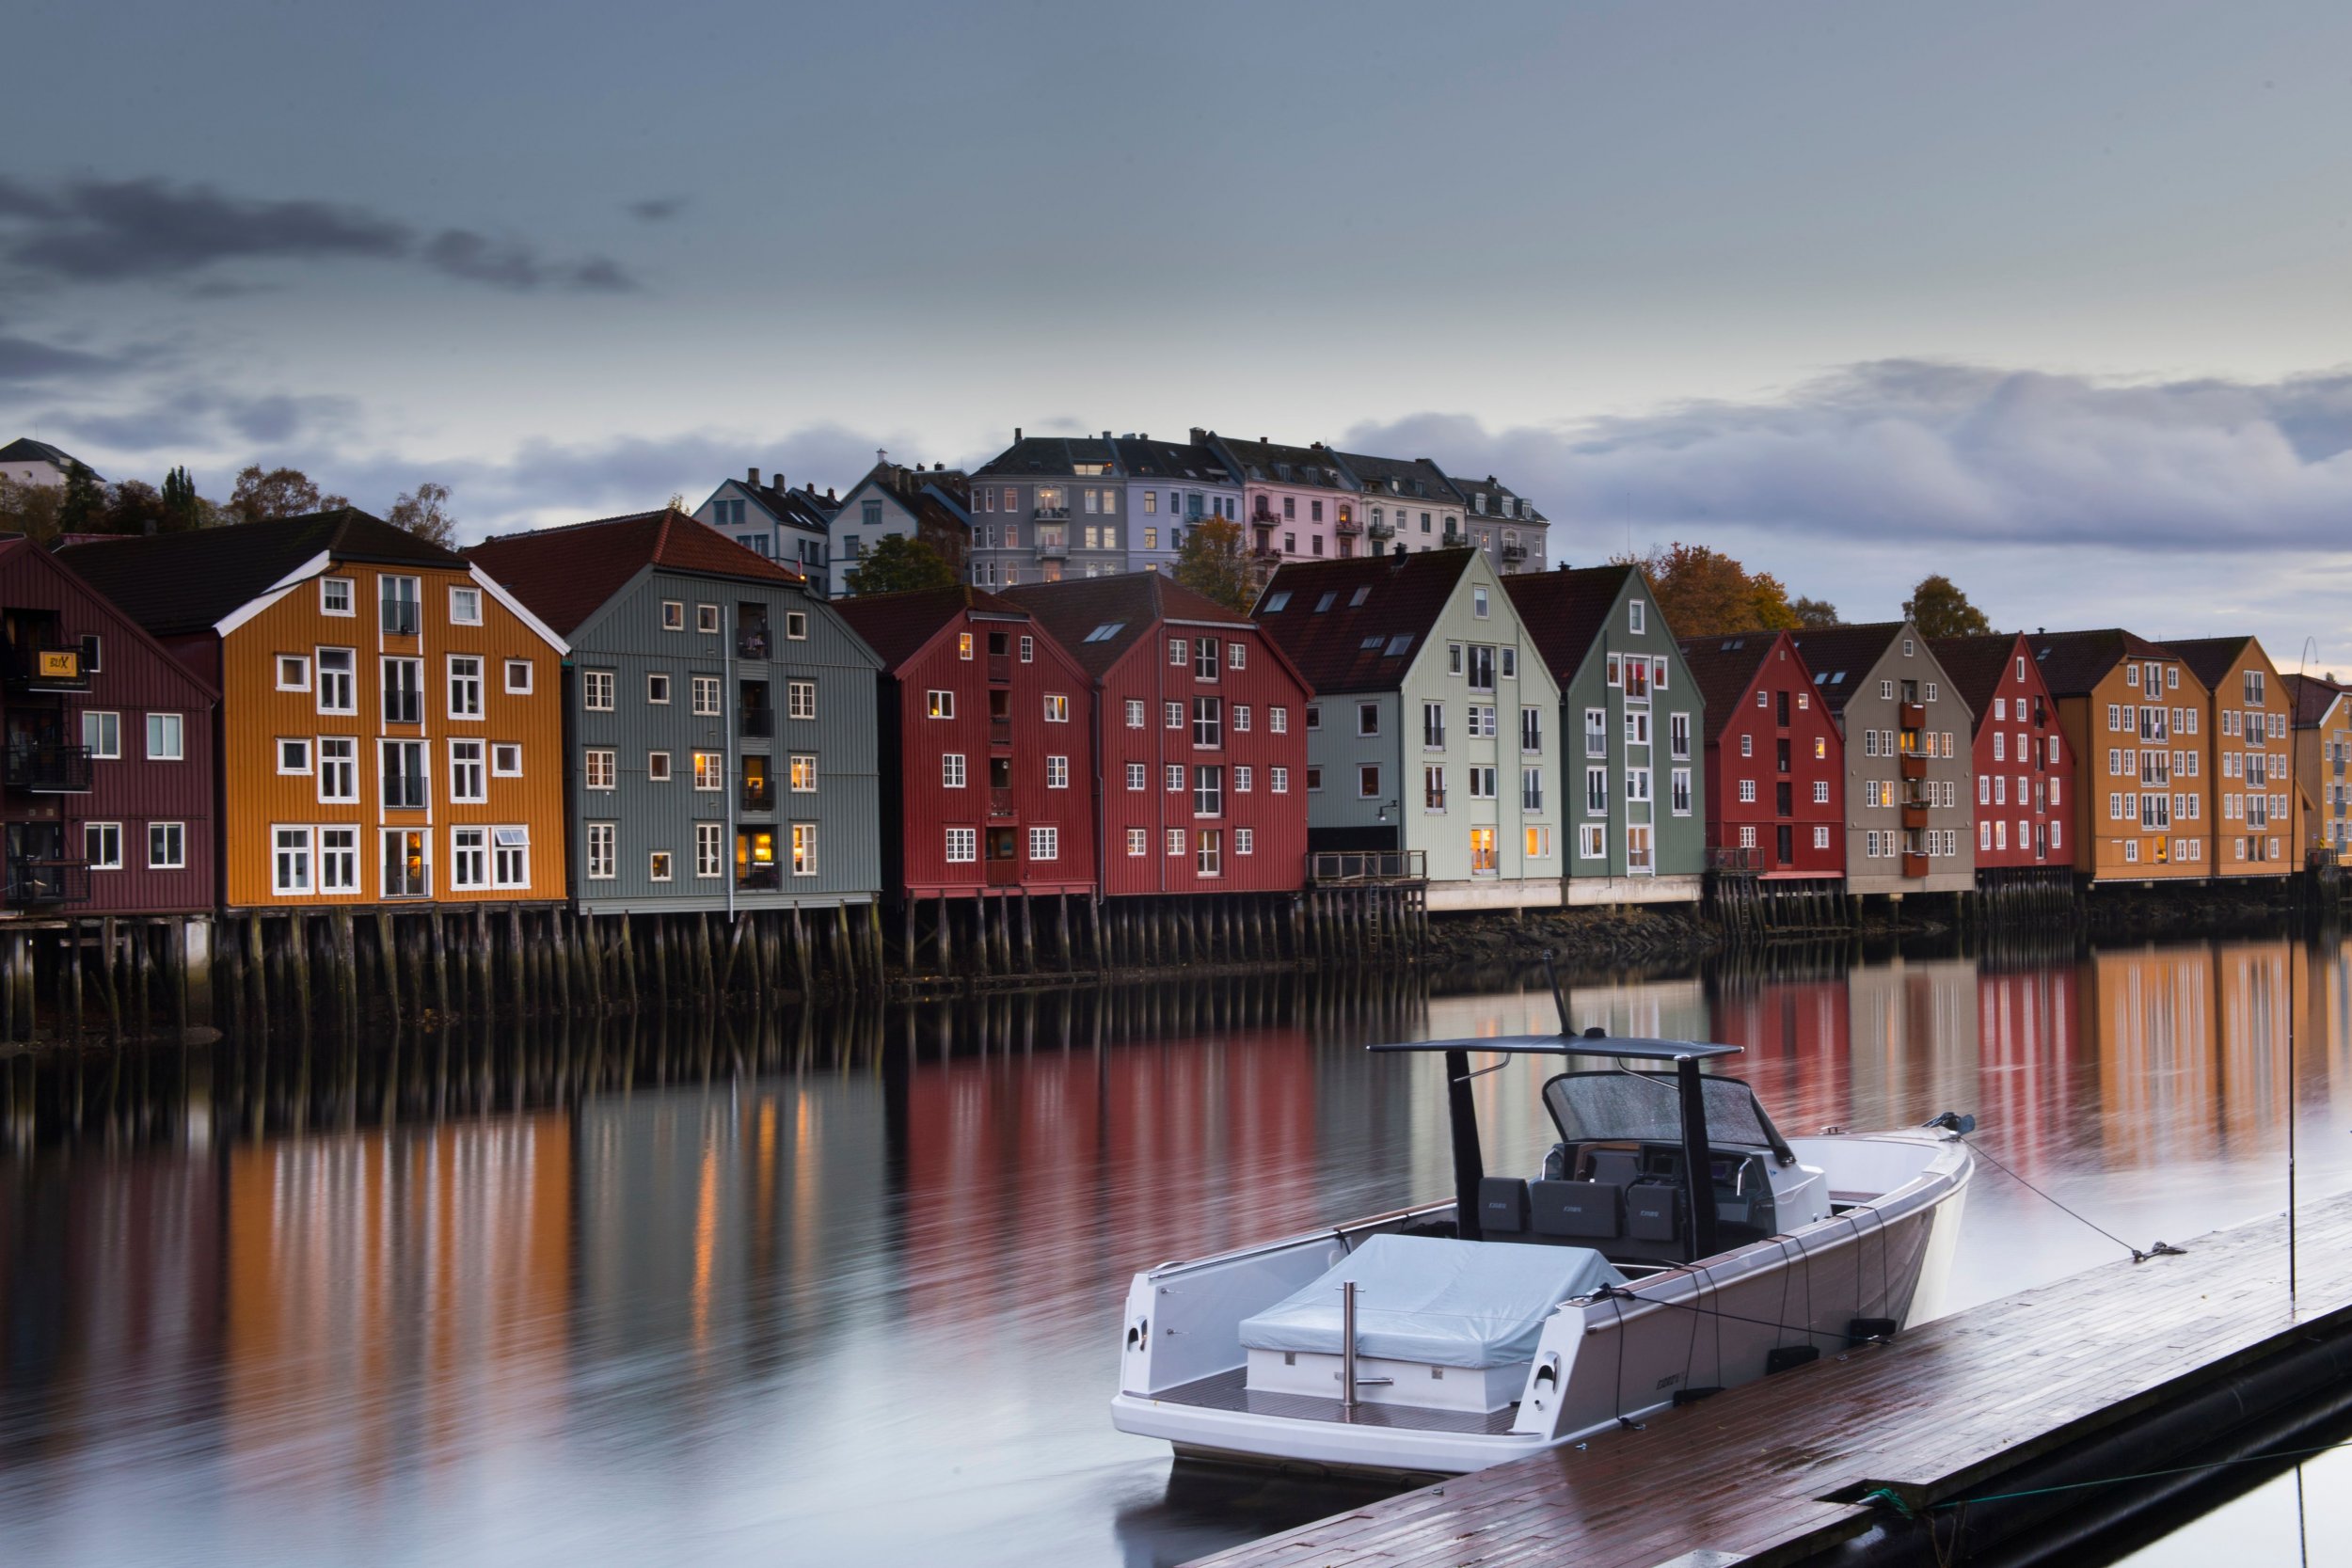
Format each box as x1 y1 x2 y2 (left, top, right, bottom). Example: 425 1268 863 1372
989 716 1012 745
738 706 774 738
741 779 774 813
382 775 428 809
1308 849 1426 884
1032 506 1071 521
1501 542 1529 562
6 856 89 906
1036 540 1070 560
988 786 1015 817
737 865 782 892
381 602 420 637
736 626 771 659
5 742 91 793
2 642 88 691
1708 847 1761 872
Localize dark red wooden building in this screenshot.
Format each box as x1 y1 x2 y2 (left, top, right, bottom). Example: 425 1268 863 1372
1678 630 1844 879
1 538 217 916
1003 575 1313 895
834 586 1097 901
1932 632 2075 873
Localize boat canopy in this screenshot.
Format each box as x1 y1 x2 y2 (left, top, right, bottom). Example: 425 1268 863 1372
1369 1035 1740 1063
1542 1071 1794 1164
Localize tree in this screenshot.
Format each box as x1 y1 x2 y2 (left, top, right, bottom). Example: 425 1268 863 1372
161 466 206 531
1171 515 1254 612
388 482 457 546
0 477 63 543
847 532 957 595
1612 542 1803 638
1790 596 1841 628
56 461 103 534
228 465 347 525
96 479 168 535
1902 575 1991 638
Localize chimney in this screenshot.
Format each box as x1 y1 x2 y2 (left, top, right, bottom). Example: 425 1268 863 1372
1102 430 1112 441
1014 426 1023 443
1391 540 1406 561
747 467 760 486
774 472 786 493
1190 427 1208 445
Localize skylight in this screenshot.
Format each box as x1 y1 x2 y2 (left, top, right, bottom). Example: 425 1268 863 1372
1263 591 1292 611
1386 634 1414 657
1314 592 1336 612
1349 586 1370 608
1360 635 1383 650
1083 622 1124 642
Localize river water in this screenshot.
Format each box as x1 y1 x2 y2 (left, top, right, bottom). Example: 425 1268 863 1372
4 937 2351 1567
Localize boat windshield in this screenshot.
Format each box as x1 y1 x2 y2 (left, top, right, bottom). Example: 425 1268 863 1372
1542 1071 1792 1161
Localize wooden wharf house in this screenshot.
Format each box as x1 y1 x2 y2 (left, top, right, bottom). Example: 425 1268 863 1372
1677 629 1844 930
2285 671 2352 864
2026 629 2212 882
467 509 889 990
1931 632 2077 909
2169 635 2300 877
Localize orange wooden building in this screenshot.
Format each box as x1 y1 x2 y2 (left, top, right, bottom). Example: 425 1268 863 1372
2169 636 2299 878
2027 629 2212 882
61 511 568 911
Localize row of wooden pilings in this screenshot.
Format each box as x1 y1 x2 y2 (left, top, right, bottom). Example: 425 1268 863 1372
1706 874 1854 940
0 917 209 1049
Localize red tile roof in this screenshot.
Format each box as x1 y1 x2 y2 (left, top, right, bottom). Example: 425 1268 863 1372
832 584 1032 673
465 508 803 637
1253 548 1473 694
1503 565 1637 684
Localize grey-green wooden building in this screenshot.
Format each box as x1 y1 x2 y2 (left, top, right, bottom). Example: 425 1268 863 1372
468 510 883 914
1506 565 1707 904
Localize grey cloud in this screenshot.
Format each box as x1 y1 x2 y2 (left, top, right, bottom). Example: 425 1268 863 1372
626 197 686 222
0 330 125 384
0 175 639 293
48 386 358 453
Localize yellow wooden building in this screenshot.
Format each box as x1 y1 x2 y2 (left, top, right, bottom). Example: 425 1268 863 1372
2027 629 2213 882
2288 672 2352 864
2169 636 2299 877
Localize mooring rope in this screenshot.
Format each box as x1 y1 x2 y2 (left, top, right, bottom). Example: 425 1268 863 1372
1951 1128 2185 1265
1856 1433 2352 1516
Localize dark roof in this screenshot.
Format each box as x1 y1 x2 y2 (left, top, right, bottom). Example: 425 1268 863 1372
1502 565 1636 683
1108 436 1237 486
1454 472 1547 525
0 537 219 702
2283 672 2350 727
972 436 1122 479
1787 622 1908 715
0 437 88 472
998 573 1248 679
1254 548 1474 694
466 509 803 637
2164 635 2264 691
726 477 837 532
2024 628 2179 698
1676 632 1795 743
1203 433 1356 491
832 584 1031 672
1928 633 2032 730
1331 451 1462 508
56 509 464 636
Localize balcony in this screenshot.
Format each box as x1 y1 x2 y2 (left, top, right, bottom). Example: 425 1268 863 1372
741 778 774 813
1501 542 1529 562
736 865 782 892
1036 539 1070 561
382 777 428 810
987 653 1011 683
1366 519 1396 541
989 716 1012 746
1899 753 1929 782
2 642 88 693
984 859 1020 887
1334 515 1361 536
1251 542 1283 562
988 786 1015 817
1708 847 1761 873
1899 702 1927 728
381 603 420 637
1031 506 1071 521
736 626 771 659
1901 852 1931 879
1441 531 1466 547
1901 803 1930 831
738 706 774 738
5 742 91 793
1251 507 1280 526
6 856 89 907
1308 849 1427 885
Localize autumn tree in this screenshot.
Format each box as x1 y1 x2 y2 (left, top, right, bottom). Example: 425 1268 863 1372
1613 542 1803 638
161 466 208 531
0 477 64 543
1902 575 1991 638
1790 595 1841 628
388 482 457 546
96 479 169 535
228 465 347 525
847 532 957 594
1171 515 1254 612
56 461 103 534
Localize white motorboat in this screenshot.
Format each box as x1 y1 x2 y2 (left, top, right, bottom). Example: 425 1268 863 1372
1110 1021 1974 1478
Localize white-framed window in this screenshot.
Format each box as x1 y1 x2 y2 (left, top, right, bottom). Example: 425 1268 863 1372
586 822 615 879
84 821 122 871
1167 829 1185 857
946 827 977 863
786 611 808 641
449 739 486 802
1468 766 1497 800
319 737 358 801
787 680 816 720
585 749 616 790
1235 764 1254 793
448 655 484 719
1166 763 1185 792
789 822 817 877
692 752 723 790
649 849 675 882
144 711 183 760
646 672 672 705
277 654 310 691
148 821 185 870
1044 693 1071 722
583 671 615 711
1125 698 1146 729
1235 826 1255 857
696 603 721 635
1126 827 1148 856
691 674 723 716
1271 766 1290 793
661 600 685 631
318 827 357 891
1739 778 1756 803
277 737 312 775
449 585 483 626
1123 761 1145 791
1626 767 1651 802
320 577 354 616
1028 826 1059 860
380 739 428 807
1019 635 1035 662
271 826 311 895
315 647 356 714
1813 779 1830 804
1584 708 1607 756
1671 767 1692 816
493 826 530 888
379 575 421 635
1233 704 1252 733
1270 706 1289 735
694 821 723 878
382 657 423 723
451 826 489 889
927 689 956 719
943 753 967 789
491 742 521 777
1358 702 1380 736
1578 823 1605 859
504 658 532 694
787 754 817 793
1358 764 1382 798
1047 755 1070 788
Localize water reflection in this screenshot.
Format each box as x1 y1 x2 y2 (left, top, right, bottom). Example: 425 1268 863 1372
2 944 2349 1567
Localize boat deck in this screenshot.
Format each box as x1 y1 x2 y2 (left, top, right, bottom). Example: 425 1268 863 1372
1155 1368 1522 1436
1187 1187 2352 1568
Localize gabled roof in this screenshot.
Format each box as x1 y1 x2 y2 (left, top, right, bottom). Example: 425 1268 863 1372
998 573 1250 679
1331 451 1462 508
2164 635 2267 692
1677 632 1798 744
2283 672 2350 728
1929 632 2033 731
56 508 465 636
0 436 88 472
466 508 805 638
1108 436 1237 486
2025 628 2180 698
972 436 1122 478
1203 433 1356 492
707 476 837 533
1253 548 1474 695
1787 622 1911 716
832 584 1032 673
1454 473 1547 525
1502 565 1638 684
0 537 218 704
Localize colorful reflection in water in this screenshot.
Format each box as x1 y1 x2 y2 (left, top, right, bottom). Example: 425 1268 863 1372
2 943 2349 1567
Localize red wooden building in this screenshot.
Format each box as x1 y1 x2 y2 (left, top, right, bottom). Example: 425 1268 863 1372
834 586 1097 902
0 538 217 917
1003 575 1313 895
1678 630 1844 878
1931 632 2075 873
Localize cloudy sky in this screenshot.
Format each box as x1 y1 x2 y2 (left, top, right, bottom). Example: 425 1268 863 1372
8 1 2352 660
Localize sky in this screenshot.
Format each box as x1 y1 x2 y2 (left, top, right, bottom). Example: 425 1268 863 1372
6 0 2352 662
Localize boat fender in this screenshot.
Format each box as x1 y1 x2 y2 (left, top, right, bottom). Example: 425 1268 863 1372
1765 1345 1819 1375
1848 1317 1899 1345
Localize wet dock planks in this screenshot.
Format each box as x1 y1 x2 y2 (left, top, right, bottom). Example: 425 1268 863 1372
1189 1188 2352 1568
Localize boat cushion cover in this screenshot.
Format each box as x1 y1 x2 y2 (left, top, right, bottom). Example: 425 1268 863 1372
1236 1233 1625 1370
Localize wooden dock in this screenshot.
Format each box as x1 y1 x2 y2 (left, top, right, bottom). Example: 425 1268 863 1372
1190 1187 2352 1568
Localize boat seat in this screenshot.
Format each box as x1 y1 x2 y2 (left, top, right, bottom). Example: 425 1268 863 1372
1626 1180 1681 1243
1477 1176 1530 1235
1530 1179 1621 1241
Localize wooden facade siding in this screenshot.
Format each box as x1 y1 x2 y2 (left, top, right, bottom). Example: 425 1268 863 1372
2046 644 2213 881
1689 632 1844 879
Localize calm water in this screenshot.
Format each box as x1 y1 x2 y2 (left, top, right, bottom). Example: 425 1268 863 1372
5 941 2352 1567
